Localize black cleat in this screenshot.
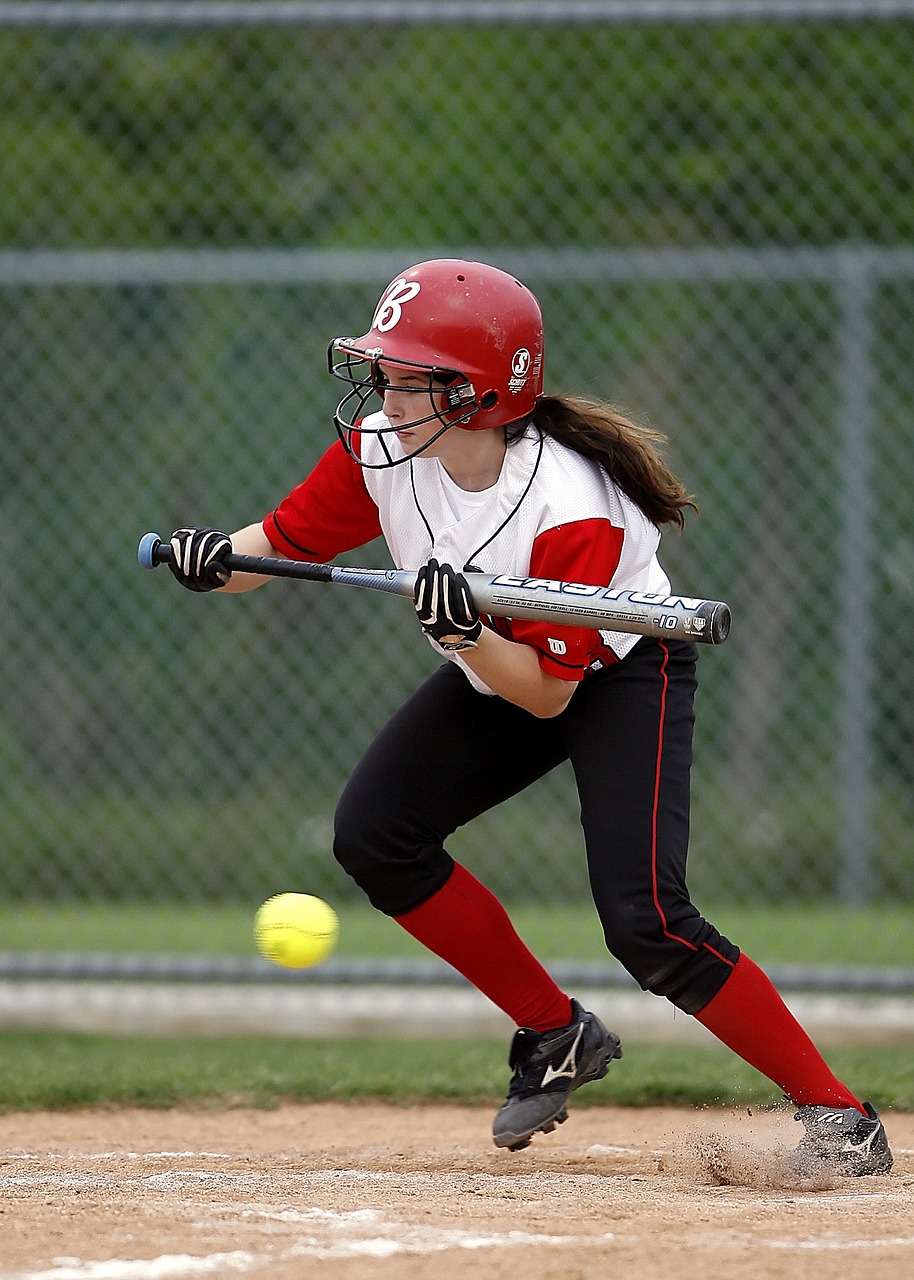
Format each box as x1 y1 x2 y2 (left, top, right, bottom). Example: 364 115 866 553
791 1101 893 1177
492 999 622 1151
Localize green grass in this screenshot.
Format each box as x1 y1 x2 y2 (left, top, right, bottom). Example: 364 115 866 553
1 902 908 1117
0 901 912 967
0 1029 911 1114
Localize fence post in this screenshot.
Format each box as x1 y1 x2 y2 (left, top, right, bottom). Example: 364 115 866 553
835 250 877 903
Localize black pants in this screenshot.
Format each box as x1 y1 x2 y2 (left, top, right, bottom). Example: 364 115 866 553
333 637 738 1015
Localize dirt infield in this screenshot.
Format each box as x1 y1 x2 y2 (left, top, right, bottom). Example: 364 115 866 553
0 1103 912 1280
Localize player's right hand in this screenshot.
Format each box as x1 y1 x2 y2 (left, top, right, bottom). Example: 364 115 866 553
414 558 483 651
167 527 233 592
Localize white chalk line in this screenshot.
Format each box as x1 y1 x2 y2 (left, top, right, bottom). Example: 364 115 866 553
4 1254 255 1280
2 1210 622 1279
586 1143 664 1156
0 1172 273 1191
1 1162 908 1203
0 1165 607 1192
8 1207 914 1280
3 1155 912 1278
1 1151 236 1162
5 1142 911 1164
767 1236 914 1251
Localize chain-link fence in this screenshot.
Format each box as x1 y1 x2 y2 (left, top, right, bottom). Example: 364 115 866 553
3 3 914 928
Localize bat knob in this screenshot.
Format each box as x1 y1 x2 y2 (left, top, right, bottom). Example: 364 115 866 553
138 532 165 570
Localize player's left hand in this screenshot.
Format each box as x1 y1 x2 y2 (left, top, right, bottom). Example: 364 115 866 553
167 527 233 592
414 558 483 651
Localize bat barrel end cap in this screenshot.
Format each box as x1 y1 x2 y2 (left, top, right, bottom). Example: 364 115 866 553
711 602 731 644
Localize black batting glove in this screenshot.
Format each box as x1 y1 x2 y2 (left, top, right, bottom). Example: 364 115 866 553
168 527 233 592
414 558 483 651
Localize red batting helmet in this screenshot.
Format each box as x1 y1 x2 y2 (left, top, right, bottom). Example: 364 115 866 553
327 259 545 468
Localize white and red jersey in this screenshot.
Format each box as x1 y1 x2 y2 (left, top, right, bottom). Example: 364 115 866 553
264 416 671 694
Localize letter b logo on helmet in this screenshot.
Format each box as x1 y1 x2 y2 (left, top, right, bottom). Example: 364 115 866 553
372 279 421 332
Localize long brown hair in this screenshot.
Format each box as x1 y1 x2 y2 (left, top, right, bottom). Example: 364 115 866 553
522 394 697 531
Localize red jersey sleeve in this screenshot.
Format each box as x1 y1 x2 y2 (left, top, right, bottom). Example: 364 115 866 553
490 518 624 682
263 439 383 561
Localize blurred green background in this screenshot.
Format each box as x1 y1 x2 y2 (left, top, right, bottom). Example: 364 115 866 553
2 6 913 964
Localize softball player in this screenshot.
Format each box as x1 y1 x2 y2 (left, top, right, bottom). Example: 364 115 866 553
167 259 891 1174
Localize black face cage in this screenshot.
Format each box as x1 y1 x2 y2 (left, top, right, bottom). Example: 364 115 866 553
327 342 480 469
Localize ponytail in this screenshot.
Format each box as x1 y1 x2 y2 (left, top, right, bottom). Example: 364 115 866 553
525 394 697 530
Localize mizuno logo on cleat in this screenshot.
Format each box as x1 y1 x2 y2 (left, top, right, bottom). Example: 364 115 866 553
542 1023 585 1086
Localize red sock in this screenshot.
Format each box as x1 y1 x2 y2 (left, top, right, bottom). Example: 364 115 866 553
695 953 864 1111
394 862 573 1031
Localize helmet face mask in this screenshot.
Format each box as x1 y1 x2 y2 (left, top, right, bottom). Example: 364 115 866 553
327 344 479 468
327 259 544 469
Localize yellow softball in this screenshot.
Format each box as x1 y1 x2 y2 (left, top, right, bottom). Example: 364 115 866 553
253 892 339 969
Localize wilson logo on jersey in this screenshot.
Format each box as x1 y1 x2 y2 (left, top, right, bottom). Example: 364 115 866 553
547 637 567 655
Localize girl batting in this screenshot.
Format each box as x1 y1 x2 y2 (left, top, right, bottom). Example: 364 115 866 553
165 259 891 1175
